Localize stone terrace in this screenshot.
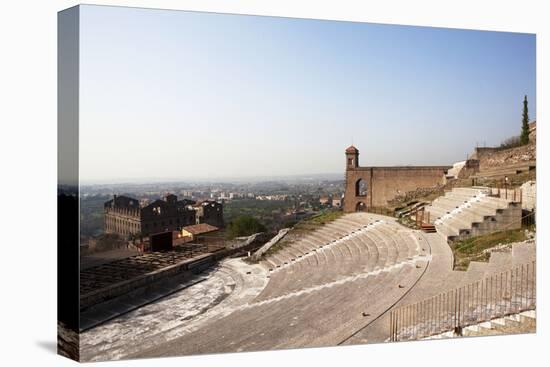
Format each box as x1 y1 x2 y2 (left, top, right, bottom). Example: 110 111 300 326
80 243 225 295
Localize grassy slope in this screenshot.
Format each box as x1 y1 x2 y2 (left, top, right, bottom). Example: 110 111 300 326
451 225 535 270
263 210 344 257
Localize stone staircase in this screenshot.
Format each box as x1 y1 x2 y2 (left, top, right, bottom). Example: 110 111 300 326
426 187 522 242
420 223 436 233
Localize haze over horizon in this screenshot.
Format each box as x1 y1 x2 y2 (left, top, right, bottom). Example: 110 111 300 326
76 5 536 184
79 172 346 186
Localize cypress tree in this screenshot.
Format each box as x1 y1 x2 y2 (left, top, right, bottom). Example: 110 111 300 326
520 95 530 145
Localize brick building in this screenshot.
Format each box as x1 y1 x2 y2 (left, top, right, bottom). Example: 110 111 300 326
104 194 197 237
194 200 224 228
344 146 451 212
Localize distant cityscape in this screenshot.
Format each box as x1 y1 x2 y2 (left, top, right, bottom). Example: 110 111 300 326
79 175 346 246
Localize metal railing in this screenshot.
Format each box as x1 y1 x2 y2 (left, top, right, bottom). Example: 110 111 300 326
413 206 431 227
488 186 522 202
389 261 536 341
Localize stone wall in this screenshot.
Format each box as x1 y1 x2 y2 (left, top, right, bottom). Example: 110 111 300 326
477 143 536 171
387 184 445 207
251 228 290 261
529 121 536 142
521 180 536 211
470 147 499 160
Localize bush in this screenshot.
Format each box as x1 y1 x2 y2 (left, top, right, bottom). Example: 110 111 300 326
499 135 522 150
226 215 266 239
283 220 298 228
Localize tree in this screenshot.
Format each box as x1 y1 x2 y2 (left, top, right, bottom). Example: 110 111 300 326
520 95 530 145
226 215 266 239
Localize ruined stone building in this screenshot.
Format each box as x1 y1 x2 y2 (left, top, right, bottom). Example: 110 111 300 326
193 200 224 228
104 194 221 237
344 146 451 212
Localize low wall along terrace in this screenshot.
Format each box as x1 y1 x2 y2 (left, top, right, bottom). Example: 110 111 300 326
80 254 214 311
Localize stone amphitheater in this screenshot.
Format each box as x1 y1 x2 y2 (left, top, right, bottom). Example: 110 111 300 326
80 186 536 361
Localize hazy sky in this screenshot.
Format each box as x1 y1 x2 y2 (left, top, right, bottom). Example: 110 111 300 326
78 5 536 184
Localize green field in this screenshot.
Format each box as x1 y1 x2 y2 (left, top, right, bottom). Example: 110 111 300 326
224 199 296 230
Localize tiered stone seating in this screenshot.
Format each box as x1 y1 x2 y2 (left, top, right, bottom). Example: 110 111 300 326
147 250 428 355
426 187 522 241
254 213 422 302
258 217 363 270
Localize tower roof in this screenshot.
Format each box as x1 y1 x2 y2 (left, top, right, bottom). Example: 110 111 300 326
345 145 359 153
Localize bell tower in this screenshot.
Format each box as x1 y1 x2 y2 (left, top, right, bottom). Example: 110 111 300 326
345 145 359 170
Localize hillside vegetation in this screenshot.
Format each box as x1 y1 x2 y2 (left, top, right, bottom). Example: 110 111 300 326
451 225 535 270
